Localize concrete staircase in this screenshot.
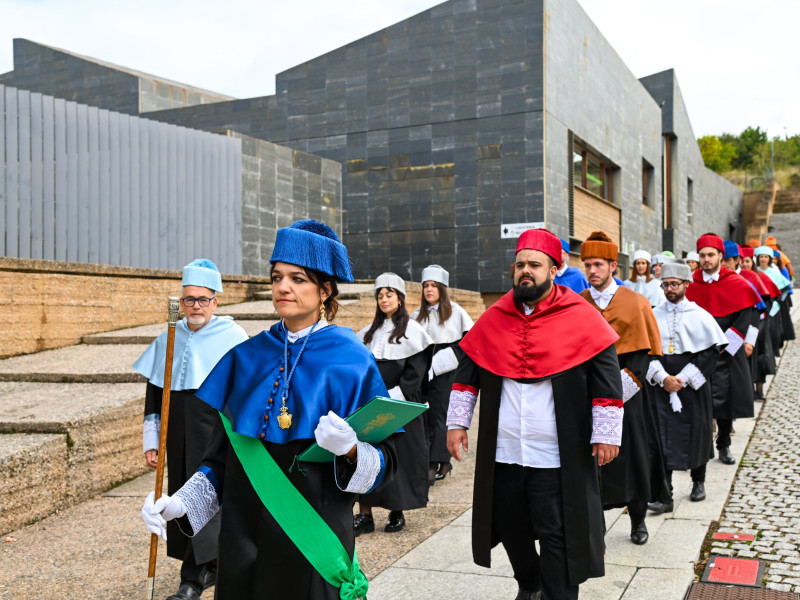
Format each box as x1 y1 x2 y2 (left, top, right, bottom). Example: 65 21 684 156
0 281 485 534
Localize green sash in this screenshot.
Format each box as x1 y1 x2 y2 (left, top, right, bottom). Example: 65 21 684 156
220 413 368 600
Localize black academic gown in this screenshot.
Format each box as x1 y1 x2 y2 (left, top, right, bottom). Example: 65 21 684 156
184 415 398 600
711 308 758 419
600 350 670 508
145 383 220 564
425 341 466 464
651 349 719 471
755 300 776 383
456 346 622 587
779 294 796 343
360 348 433 511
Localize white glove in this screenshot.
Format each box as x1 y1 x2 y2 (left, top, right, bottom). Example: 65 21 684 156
669 391 683 413
141 491 187 541
314 411 358 456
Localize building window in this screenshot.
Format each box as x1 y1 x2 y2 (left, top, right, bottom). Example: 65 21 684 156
573 143 614 203
687 177 694 225
642 159 654 206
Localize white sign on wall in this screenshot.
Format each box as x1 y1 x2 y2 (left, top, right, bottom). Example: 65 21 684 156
500 222 546 239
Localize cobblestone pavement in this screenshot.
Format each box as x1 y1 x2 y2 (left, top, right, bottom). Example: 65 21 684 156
712 332 800 593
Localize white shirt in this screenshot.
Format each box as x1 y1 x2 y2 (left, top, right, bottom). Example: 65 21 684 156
286 319 328 344
588 279 619 310
494 300 560 468
702 269 720 283
666 298 690 312
556 263 569 277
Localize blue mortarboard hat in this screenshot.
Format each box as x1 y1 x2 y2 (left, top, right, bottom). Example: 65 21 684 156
182 258 223 292
270 220 354 282
723 240 740 259
560 238 570 254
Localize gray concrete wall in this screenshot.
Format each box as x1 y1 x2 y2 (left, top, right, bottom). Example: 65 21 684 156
640 69 742 255
235 132 342 277
144 0 546 293
544 0 663 258
768 213 800 276
0 39 234 116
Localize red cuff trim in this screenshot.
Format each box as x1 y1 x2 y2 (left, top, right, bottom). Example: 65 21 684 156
593 397 623 408
730 327 744 340
452 383 478 395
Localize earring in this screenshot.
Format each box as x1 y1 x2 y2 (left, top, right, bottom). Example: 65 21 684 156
319 303 326 321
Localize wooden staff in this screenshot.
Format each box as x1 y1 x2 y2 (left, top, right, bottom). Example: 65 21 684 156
146 296 180 600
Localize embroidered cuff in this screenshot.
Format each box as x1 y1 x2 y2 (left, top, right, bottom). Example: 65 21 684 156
677 362 706 390
431 347 459 377
387 386 406 401
744 325 759 347
174 471 220 536
447 384 478 429
590 404 623 446
646 360 668 386
143 414 160 453
620 368 641 403
335 442 382 494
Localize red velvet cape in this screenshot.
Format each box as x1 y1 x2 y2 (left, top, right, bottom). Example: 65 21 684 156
738 268 769 297
685 267 763 318
459 284 619 379
755 269 781 298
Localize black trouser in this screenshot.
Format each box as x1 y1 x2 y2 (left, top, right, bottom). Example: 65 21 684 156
627 499 648 523
665 466 706 498
492 463 579 600
716 418 733 450
181 542 215 594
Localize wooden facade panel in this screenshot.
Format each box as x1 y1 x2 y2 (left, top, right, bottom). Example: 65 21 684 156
574 186 621 245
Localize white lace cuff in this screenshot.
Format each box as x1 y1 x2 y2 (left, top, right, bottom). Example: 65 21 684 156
590 405 623 445
335 442 381 494
447 385 478 429
620 369 641 403
745 325 759 346
143 414 160 453
431 347 459 377
646 360 668 386
174 472 220 536
677 362 706 390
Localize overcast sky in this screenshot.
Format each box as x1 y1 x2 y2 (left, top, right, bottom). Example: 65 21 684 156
1 0 796 139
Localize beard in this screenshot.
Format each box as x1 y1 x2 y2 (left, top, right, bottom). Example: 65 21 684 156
513 275 552 304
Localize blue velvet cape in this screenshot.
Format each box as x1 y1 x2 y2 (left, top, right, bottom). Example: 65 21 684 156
196 323 389 442
554 266 590 293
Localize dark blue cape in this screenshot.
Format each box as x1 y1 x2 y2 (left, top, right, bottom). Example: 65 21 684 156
554 267 590 293
196 324 389 442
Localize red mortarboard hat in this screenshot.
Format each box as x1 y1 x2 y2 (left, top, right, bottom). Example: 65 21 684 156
516 228 563 268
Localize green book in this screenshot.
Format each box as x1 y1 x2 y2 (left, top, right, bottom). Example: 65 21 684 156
298 396 428 463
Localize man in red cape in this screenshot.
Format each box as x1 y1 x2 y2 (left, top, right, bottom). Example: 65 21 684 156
686 233 761 465
446 228 623 600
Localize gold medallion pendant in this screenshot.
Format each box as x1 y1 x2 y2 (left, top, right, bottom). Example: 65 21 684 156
668 343 675 354
278 400 292 429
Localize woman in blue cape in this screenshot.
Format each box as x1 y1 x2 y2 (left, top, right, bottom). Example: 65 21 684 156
142 220 398 600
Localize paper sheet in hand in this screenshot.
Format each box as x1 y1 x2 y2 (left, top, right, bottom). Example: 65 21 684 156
298 396 427 462
723 327 744 356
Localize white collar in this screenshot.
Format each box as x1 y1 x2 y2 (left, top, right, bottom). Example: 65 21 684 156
702 269 720 283
666 298 689 312
430 303 439 311
285 318 328 344
522 303 535 315
589 279 619 301
556 263 568 276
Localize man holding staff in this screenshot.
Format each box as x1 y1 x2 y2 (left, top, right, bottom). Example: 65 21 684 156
134 259 248 600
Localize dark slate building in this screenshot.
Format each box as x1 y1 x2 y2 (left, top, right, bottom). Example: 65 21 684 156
2 0 741 293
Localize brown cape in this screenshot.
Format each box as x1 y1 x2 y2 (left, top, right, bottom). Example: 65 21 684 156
580 286 663 356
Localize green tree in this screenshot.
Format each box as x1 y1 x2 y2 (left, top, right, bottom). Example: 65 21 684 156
731 126 768 169
698 135 737 173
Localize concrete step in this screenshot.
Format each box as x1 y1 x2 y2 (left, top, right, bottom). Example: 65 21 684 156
0 381 147 534
0 344 148 383
0 432 68 534
82 319 279 345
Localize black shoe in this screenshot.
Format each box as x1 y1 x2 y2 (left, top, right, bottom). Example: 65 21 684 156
167 584 201 600
435 462 453 481
630 517 648 545
754 391 765 401
718 447 736 465
353 513 374 537
514 588 542 600
690 481 706 502
385 510 406 533
647 500 674 514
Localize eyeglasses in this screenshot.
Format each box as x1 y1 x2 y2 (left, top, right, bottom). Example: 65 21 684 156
660 281 684 290
181 296 215 307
